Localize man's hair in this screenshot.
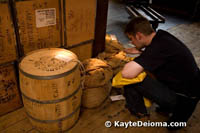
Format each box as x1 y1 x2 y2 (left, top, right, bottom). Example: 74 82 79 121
125 16 154 36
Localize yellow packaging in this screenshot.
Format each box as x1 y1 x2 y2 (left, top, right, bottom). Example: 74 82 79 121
112 63 152 107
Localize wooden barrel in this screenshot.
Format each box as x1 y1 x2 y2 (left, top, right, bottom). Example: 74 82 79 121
19 48 82 132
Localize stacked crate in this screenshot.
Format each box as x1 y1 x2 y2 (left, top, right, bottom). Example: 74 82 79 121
12 0 97 60
62 0 97 61
0 0 22 116
12 0 62 56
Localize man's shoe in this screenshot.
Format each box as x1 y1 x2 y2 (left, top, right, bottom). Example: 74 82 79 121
125 104 150 119
155 106 172 116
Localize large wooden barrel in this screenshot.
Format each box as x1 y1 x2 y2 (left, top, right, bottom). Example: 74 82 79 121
19 48 82 132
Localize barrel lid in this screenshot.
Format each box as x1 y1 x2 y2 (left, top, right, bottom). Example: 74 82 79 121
19 48 78 77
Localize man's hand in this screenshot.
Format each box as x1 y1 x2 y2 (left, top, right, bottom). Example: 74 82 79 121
124 47 142 54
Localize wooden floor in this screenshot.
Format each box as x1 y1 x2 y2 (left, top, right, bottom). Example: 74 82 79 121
1 93 200 133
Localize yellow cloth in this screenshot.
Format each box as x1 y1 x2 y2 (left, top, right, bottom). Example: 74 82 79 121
112 66 152 108
112 71 147 88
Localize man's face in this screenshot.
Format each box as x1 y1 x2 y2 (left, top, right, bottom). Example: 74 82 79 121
127 33 146 50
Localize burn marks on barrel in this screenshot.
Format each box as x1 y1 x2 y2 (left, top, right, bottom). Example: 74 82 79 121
52 83 59 98
72 77 75 84
67 80 71 87
55 104 62 117
72 95 78 110
34 56 67 72
67 76 76 89
58 121 63 132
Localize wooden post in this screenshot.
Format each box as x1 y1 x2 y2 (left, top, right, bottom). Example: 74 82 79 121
92 0 109 57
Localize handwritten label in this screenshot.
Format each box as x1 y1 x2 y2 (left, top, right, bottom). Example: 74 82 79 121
35 8 56 28
66 8 94 33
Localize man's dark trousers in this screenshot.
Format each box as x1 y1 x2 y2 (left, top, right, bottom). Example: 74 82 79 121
124 75 199 122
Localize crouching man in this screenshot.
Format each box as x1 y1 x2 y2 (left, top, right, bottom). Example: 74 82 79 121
122 16 200 130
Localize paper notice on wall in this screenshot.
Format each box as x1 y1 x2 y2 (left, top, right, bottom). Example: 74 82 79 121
35 8 56 28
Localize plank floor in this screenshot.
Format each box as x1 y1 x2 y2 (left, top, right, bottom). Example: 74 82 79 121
1 93 200 133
